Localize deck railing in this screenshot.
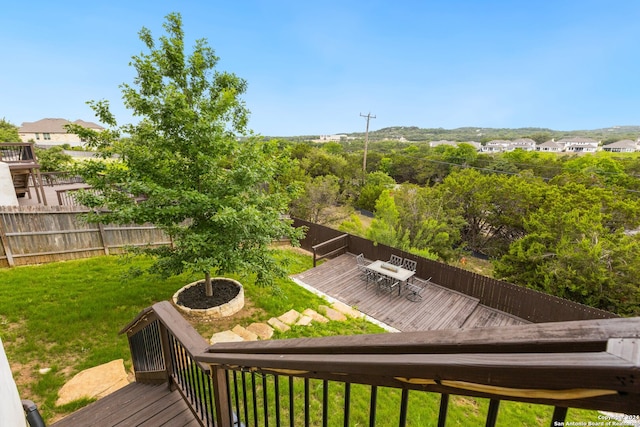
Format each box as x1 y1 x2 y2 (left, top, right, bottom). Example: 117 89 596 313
0 142 38 164
121 302 217 426
121 301 640 427
311 233 348 267
41 171 84 187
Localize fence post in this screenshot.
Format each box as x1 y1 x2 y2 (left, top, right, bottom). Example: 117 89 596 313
98 223 110 255
0 213 15 267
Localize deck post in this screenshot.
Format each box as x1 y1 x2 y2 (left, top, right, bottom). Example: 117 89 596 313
158 322 173 388
212 366 231 427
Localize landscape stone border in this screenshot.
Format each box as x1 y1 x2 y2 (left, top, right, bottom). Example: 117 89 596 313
172 278 245 319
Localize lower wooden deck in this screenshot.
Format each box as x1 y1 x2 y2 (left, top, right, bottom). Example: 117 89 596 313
293 253 527 331
51 382 201 427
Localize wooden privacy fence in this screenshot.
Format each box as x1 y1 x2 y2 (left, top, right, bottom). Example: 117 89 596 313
0 206 171 267
292 218 618 323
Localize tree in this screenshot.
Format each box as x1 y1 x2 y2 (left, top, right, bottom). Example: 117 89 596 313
0 118 20 142
366 190 410 249
356 171 395 212
393 184 465 261
34 146 73 172
437 169 546 257
299 147 348 178
68 13 303 296
494 184 640 315
289 175 344 224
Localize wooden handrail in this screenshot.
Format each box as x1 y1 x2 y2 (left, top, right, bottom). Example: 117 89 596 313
121 302 640 425
311 233 348 267
202 316 640 355
200 316 640 414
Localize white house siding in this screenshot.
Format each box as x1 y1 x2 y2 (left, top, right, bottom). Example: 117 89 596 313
1 337 28 427
0 162 19 206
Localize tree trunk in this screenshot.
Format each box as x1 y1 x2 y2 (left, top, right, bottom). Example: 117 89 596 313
204 271 213 297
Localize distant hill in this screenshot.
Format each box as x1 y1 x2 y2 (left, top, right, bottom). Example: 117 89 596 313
271 125 640 144
345 125 640 143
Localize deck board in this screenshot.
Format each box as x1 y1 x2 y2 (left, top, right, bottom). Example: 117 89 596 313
51 382 202 427
293 253 528 331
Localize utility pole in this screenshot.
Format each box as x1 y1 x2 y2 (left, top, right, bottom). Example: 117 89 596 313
360 112 376 178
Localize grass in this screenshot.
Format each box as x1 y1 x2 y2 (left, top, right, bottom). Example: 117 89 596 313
0 249 604 425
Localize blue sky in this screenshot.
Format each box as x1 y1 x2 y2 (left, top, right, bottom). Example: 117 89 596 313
2 1 640 136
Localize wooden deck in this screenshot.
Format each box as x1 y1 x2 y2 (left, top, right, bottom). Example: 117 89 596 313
51 382 201 427
293 253 527 331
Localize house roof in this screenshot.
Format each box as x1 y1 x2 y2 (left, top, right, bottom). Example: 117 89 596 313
537 140 564 149
556 137 599 144
19 118 104 133
511 138 536 145
603 139 637 149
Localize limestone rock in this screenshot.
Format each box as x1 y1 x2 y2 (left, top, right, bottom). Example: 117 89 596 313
278 309 302 325
246 323 274 340
318 305 347 322
331 301 364 319
303 308 329 323
295 315 313 326
210 330 244 345
267 317 290 332
232 325 258 341
56 359 129 407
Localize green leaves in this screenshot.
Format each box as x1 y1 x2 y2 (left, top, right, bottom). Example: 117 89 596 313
0 118 20 142
494 183 640 315
75 13 302 291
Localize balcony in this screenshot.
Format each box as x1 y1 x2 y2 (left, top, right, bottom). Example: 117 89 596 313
50 300 640 426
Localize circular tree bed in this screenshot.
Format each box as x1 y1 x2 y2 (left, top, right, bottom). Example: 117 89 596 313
173 278 244 319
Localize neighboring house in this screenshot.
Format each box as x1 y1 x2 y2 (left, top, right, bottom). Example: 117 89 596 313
601 139 639 153
557 137 599 153
508 138 537 151
481 140 511 153
18 118 104 148
316 134 348 142
536 140 566 152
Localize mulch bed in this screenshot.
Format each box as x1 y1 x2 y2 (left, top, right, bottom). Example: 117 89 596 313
176 279 240 309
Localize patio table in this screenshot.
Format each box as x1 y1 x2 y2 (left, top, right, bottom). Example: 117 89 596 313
365 260 415 295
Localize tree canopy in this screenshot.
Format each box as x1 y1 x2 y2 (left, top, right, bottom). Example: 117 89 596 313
69 13 303 295
0 118 20 142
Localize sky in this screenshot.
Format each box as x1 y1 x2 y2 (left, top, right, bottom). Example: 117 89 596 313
2 1 640 136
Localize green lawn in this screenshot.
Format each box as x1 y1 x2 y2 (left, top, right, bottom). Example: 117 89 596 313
0 250 603 425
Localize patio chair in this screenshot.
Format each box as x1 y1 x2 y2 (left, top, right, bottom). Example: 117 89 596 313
388 254 403 266
356 254 376 285
402 258 417 272
405 277 431 302
377 275 400 296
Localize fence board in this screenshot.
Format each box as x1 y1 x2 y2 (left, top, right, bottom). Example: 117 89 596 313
0 206 170 267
